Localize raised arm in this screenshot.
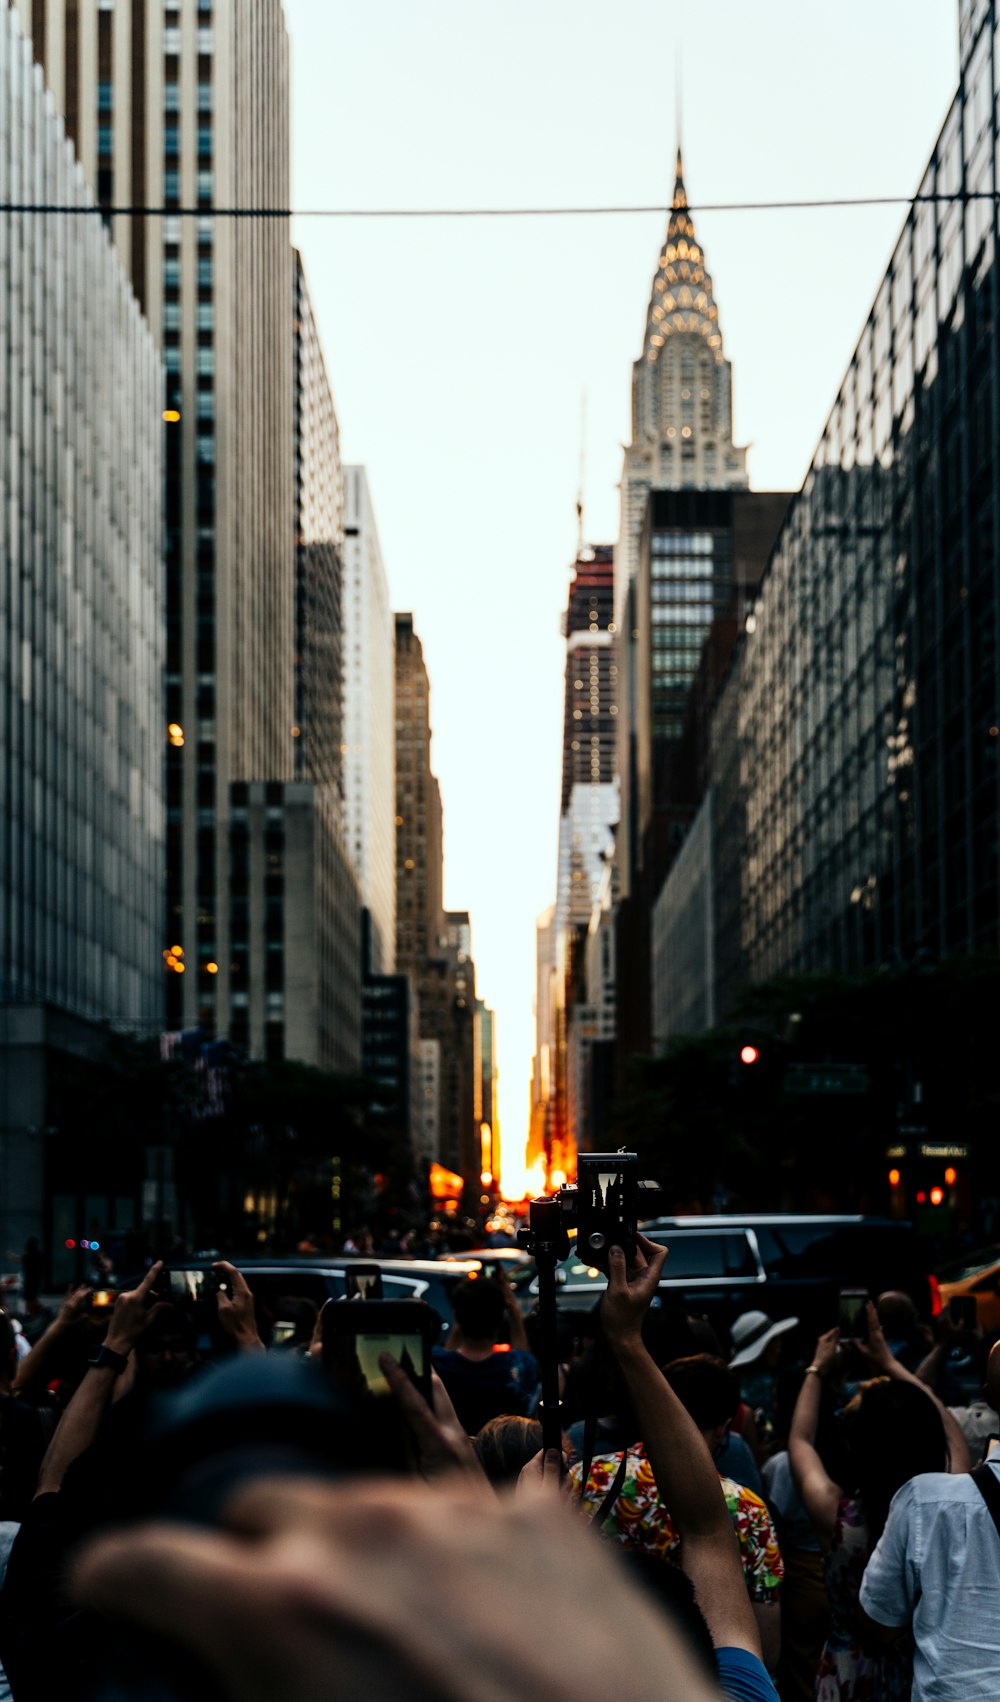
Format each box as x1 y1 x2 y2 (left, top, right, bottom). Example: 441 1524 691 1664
12 1283 94 1400
857 1302 971 1472
601 1237 762 1659
35 1263 163 1496
787 1329 843 1547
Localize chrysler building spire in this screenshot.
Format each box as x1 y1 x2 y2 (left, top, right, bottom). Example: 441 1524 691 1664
615 145 749 621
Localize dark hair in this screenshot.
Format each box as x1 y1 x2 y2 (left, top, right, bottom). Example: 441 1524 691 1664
664 1354 740 1432
473 1415 543 1485
840 1376 948 1544
0 1313 16 1380
614 1546 716 1680
452 1275 506 1339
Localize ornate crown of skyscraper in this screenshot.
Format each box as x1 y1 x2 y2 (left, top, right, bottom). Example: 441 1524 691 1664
641 148 723 366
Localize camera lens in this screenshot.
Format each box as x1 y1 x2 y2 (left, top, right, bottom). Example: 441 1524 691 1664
587 1232 606 1251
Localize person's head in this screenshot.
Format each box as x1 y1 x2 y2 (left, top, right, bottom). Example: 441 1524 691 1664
452 1275 506 1342
133 1306 197 1389
840 1375 948 1543
473 1415 543 1485
876 1291 920 1341
729 1310 798 1375
664 1354 740 1451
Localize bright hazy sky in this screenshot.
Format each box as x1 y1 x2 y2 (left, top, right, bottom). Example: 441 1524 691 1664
285 0 957 1182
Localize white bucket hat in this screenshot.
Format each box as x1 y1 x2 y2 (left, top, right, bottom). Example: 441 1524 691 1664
729 1309 799 1369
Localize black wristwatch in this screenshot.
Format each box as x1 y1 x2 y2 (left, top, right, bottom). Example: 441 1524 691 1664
88 1343 130 1375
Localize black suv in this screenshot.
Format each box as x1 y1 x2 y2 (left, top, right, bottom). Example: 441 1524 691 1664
641 1214 935 1335
517 1215 934 1341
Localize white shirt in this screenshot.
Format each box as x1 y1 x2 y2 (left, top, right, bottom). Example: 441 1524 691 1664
860 1457 1000 1702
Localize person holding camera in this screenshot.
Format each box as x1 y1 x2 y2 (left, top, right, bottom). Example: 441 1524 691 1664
589 1235 781 1700
572 1311 783 1671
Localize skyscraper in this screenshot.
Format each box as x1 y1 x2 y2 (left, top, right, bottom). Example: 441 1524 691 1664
19 0 297 1040
532 546 618 1179
617 149 748 609
342 468 396 975
293 250 343 792
0 1 163 1256
722 0 1000 984
616 149 749 895
394 614 444 981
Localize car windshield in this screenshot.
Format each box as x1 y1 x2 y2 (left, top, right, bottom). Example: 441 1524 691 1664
937 1244 1000 1282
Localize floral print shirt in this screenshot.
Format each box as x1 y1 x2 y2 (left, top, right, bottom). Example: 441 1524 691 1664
570 1443 784 1603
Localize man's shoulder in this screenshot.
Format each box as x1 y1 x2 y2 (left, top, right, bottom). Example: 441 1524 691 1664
896 1470 982 1509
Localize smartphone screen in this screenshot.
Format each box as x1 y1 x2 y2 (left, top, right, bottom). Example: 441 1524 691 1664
575 1151 638 1272
838 1288 869 1340
166 1269 219 1302
350 1331 426 1397
345 1264 384 1301
321 1301 434 1404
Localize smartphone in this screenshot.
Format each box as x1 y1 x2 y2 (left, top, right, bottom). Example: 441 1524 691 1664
158 1268 225 1303
574 1151 638 1274
838 1287 870 1341
948 1294 978 1330
85 1287 116 1312
321 1299 435 1404
344 1263 384 1301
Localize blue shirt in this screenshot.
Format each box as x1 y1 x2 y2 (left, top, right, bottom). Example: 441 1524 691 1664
716 1646 779 1701
431 1345 539 1435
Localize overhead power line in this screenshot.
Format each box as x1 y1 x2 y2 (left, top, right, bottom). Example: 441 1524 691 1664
0 190 998 218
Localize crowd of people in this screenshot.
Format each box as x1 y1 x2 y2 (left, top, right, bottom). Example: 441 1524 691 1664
0 1237 997 1701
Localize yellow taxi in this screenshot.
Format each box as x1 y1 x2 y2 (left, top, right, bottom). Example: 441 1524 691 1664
937 1244 1000 1332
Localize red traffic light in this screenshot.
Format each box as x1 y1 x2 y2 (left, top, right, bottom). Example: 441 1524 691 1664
929 1186 944 1207
739 1045 760 1066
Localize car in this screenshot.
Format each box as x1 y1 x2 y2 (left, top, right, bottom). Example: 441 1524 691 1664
518 1214 937 1341
937 1243 1000 1331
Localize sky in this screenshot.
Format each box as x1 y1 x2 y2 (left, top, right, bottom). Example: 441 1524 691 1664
284 0 957 1184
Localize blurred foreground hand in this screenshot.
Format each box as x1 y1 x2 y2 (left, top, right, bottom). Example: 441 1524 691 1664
71 1471 723 1702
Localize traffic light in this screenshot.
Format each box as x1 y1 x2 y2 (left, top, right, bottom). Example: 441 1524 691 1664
740 1044 761 1066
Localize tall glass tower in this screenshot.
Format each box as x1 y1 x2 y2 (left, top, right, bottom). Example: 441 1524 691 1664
18 0 296 1038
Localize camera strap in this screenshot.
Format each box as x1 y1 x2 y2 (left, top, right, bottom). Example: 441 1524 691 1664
579 1410 631 1530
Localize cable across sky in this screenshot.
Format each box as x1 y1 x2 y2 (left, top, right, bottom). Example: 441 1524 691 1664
0 190 997 218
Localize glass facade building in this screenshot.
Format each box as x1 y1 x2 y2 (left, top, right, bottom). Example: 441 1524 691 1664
734 0 1000 980
19 0 297 1041
0 5 163 1024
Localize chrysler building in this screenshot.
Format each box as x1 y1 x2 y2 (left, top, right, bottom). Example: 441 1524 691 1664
615 148 748 632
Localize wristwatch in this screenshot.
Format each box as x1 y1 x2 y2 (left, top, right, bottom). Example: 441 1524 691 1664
804 1363 824 1378
88 1343 130 1375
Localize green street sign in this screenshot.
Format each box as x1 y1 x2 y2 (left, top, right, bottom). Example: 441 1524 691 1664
783 1065 870 1096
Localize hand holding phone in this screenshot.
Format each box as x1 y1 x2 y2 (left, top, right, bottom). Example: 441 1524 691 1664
838 1288 870 1341
321 1300 436 1405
